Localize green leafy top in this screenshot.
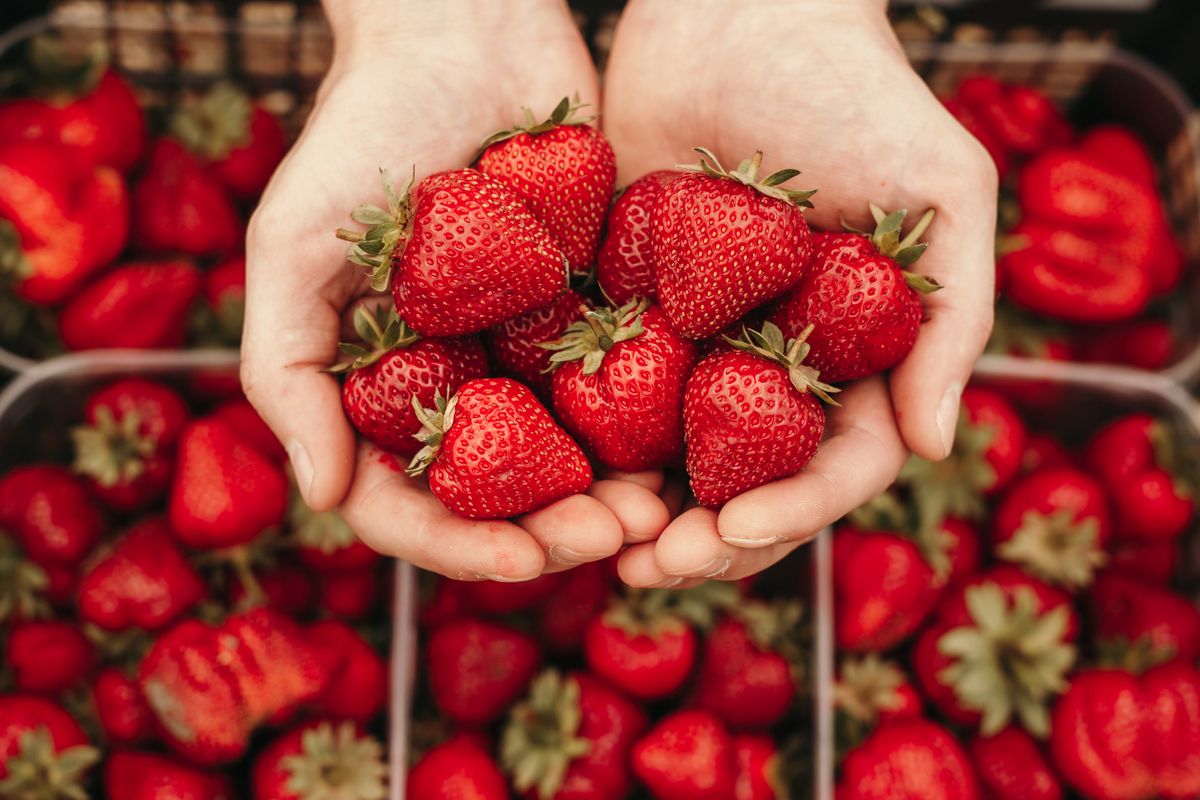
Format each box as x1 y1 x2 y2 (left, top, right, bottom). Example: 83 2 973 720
899 413 998 528
0 536 48 624
843 203 940 287
282 721 388 800
0 220 31 285
17 36 107 101
478 94 595 154
603 580 740 637
679 148 816 208
0 728 100 800
71 407 155 488
541 299 646 375
336 169 416 292
725 322 840 405
500 670 592 800
996 507 1106 591
169 82 253 161
834 654 909 724
405 392 457 478
329 304 419 374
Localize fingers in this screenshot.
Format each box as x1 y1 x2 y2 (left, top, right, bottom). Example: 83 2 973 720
517 494 624 571
616 541 703 590
586 479 671 544
650 507 805 583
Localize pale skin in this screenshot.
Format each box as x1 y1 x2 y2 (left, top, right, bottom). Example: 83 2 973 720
241 0 996 583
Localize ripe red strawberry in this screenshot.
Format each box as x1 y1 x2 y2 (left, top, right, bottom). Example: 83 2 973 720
338 169 566 336
1108 539 1177 583
168 418 288 549
1080 124 1157 186
426 617 540 726
409 735 508 800
251 721 386 800
992 466 1113 590
308 620 387 723
1078 319 1175 371
596 170 679 303
954 76 1072 157
536 562 612 653
771 205 941 381
0 695 98 795
1089 572 1200 665
835 654 924 751
170 83 286 199
1021 433 1076 475
631 710 736 800
733 734 785 800
60 260 203 351
485 289 586 397
583 593 698 701
406 378 592 519
1085 413 1194 543
838 719 981 800
209 397 285 462
0 464 104 566
477 96 616 276
334 304 488 458
684 322 837 507
969 726 1062 800
501 669 648 800
291 496 378 574
78 517 205 631
547 300 696 471
218 609 330 724
5 619 93 693
316 565 379 620
653 149 815 339
92 668 153 745
105 749 231 800
192 254 246 347
938 517 982 591
133 137 241 257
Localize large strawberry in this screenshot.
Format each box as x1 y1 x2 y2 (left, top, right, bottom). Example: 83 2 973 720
596 170 679 303
105 749 231 800
426 617 540 726
652 148 815 339
547 299 696 471
0 695 99 796
408 736 508 800
338 169 566 336
477 96 616 276
837 719 981 800
485 289 586 397
406 378 592 519
684 322 837 507
92 668 153 745
583 590 699 701
1089 572 1200 665
631 710 736 800
59 260 203 351
501 669 648 800
5 619 93 693
968 726 1063 800
0 464 104 567
251 721 387 800
333 304 488 457
771 204 940 382
953 76 1072 158
307 620 387 723
133 137 241 257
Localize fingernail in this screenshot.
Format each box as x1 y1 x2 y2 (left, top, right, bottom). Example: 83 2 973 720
548 545 590 565
650 577 684 589
477 573 530 583
699 556 733 578
937 383 963 457
287 440 314 502
719 535 784 549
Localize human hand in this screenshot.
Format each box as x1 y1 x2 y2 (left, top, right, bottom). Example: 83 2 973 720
603 0 998 585
242 0 669 580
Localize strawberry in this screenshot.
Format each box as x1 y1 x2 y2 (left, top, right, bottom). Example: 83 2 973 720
0 464 104 566
409 735 508 800
547 299 696 471
169 83 286 200
771 205 941 382
105 749 231 800
1021 433 1076 475
133 138 241 257
477 96 617 276
1080 124 1157 187
485 289 587 397
595 170 679 304
0 695 98 795
316 566 379 620
1084 413 1194 543
191 254 246 348
0 536 50 623
218 609 330 723
833 526 938 652
464 572 566 615
536 562 612 653
954 76 1072 157
168 418 288 549
631 710 736 800
333 304 488 458
426 617 540 726
1108 539 1177 583
291 496 377 574
837 719 981 800
338 169 566 336
406 378 592 519
501 669 648 800
251 721 386 800
583 592 698 701
209 397 285 462
652 149 815 339
308 620 387 723
968 726 1062 800
1078 319 1175 371
5 619 93 693
684 322 837 508
59 260 203 351
1089 572 1200 665
942 95 1010 177
835 655 924 751
229 560 315 616
938 517 982 591
733 734 785 800
992 466 1113 590
92 668 153 745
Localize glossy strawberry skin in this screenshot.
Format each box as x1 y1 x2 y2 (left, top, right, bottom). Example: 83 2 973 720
392 169 567 336
969 726 1062 800
485 290 586 397
939 517 982 591
1089 572 1200 664
209 397 283 462
838 719 981 800
955 76 1072 158
652 172 812 339
408 736 509 800
596 170 679 303
426 617 540 726
60 261 203 351
553 672 650 800
631 710 737 800
0 464 104 566
583 614 696 701
6 619 93 693
93 668 153 745
691 615 794 730
133 138 240 257
0 695 90 780
308 620 387 723
684 350 825 508
104 749 231 800
834 527 938 652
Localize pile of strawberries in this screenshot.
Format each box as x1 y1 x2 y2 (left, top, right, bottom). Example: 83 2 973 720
0 38 283 360
832 382 1200 799
0 375 392 798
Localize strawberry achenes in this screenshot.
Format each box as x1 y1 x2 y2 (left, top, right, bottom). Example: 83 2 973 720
426 617 540 726
0 464 104 567
596 170 679 303
547 299 696 471
409 736 508 800
133 138 241 257
5 620 93 693
652 149 815 339
969 726 1063 800
477 96 617 276
59 260 203 351
838 719 981 800
105 750 231 800
251 721 387 800
406 378 592 519
631 710 737 800
0 695 98 795
485 289 586 397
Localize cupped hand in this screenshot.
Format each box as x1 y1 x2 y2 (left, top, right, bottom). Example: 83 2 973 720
603 0 998 584
241 0 668 580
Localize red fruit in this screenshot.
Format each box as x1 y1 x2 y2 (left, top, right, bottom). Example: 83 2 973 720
133 138 241 257
652 149 814 339
834 654 923 742
1085 413 1194 543
339 169 566 337
316 566 378 620
193 254 247 347
252 720 387 800
409 735 508 800
335 305 488 458
1081 124 1157 187
956 76 1072 156
684 323 835 507
596 170 679 303
838 719 981 800
60 261 203 351
219 609 331 723
308 620 387 723
969 726 1062 800
1108 539 1177 584
943 95 1011 177
536 561 611 652
834 526 939 652
168 418 288 549
939 517 982 591
583 596 697 701
229 561 315 616
407 378 592 519
1090 572 1200 665
465 572 565 615
105 749 231 800
171 83 285 199
6 619 93 693
485 289 586 397
426 617 540 726
0 695 97 791
93 668 153 745
548 300 696 470
477 97 617 276
632 710 736 800
210 397 284 462
1021 433 1075 474
292 502 377 574
0 464 103 566
732 734 782 800
1078 319 1175 371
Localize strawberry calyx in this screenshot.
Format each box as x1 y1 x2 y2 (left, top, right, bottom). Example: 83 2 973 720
280 722 388 800
936 583 1076 738
83 624 154 668
1149 419 1199 498
735 598 808 673
20 36 107 101
996 508 1106 590
984 304 1066 358
169 82 253 161
71 407 156 488
290 488 358 556
328 304 419 374
680 148 816 208
899 414 997 527
726 322 840 405
848 492 957 585
406 392 458 478
603 580 739 638
834 654 909 724
0 727 100 800
541 299 647 375
843 204 940 290
0 535 49 623
500 669 592 800
478 94 596 153
1093 635 1175 675
336 169 416 292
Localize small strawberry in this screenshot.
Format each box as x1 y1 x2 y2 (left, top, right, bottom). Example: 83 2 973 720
191 254 246 348
308 620 387 723
684 322 837 508
209 397 285 462
426 617 540 726
92 668 153 745
133 137 241 257
536 561 612 653
0 695 99 795
0 464 104 567
409 736 508 800
338 169 566 336
583 591 699 701
1090 572 1200 665
5 619 93 693
631 710 736 800
485 289 586 397
291 495 377 574
835 655 923 751
596 170 679 303
406 378 593 519
1078 319 1175 371
333 304 488 458
59 260 203 351
968 725 1062 800
546 299 697 471
105 749 231 800
251 721 387 800
477 96 617 276
652 149 815 339
837 719 981 800
316 566 379 620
